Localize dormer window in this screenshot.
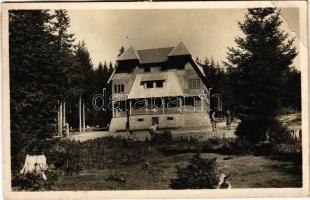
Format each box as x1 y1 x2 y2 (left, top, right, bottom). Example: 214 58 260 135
141 80 164 89
156 81 163 88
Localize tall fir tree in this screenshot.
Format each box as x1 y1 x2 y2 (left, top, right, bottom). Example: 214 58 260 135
52 9 75 100
225 8 297 143
9 10 62 166
66 41 94 128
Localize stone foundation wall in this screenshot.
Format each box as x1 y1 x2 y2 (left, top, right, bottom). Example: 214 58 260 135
109 113 212 132
109 117 127 132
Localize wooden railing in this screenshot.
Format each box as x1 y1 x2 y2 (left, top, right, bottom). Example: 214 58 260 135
114 106 208 117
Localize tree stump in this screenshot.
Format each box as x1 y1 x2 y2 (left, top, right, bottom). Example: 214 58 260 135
20 154 48 180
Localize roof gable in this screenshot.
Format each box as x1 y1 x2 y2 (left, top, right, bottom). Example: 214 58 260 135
117 46 140 61
168 41 190 57
116 42 191 64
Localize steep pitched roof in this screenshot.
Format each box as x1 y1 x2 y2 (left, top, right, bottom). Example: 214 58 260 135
128 72 183 99
116 42 191 64
168 41 190 57
117 46 140 61
136 47 174 64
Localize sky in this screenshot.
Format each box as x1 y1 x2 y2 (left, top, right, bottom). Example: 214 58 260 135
68 8 300 69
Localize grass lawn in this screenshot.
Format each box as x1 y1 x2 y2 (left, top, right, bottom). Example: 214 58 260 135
53 144 301 190
12 113 302 190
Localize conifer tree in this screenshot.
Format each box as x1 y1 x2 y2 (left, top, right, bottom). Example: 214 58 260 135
225 8 297 143
53 9 75 100
108 61 114 74
9 10 61 165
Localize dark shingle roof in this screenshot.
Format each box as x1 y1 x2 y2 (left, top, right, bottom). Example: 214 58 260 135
116 42 191 64
136 47 174 64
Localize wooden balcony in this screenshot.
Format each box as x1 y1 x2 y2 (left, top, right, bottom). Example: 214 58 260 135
114 106 208 117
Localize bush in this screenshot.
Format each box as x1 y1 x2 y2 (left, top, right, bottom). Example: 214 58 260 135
236 119 292 145
12 170 58 191
170 153 219 189
150 131 173 144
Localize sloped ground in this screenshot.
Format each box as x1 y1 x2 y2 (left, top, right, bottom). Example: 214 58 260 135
54 151 301 190
13 113 301 190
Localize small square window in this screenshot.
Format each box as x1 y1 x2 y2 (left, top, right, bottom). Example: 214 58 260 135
146 82 153 88
167 117 174 120
156 81 163 88
138 118 144 122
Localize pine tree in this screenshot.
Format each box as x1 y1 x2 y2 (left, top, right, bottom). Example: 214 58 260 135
225 8 297 143
52 9 75 100
170 153 219 189
9 10 61 166
66 41 94 128
108 61 114 75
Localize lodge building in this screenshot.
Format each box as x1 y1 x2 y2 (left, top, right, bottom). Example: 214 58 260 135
108 42 212 132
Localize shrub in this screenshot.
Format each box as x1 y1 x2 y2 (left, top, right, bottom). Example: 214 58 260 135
150 131 173 144
12 170 58 191
236 119 292 145
170 153 219 189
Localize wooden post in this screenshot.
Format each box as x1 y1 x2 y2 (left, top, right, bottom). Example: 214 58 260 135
145 99 148 114
179 97 182 113
79 96 82 132
201 97 204 113
193 96 196 112
59 102 63 137
57 101 60 136
129 100 132 116
63 102 66 128
83 100 86 132
112 100 115 117
162 98 165 114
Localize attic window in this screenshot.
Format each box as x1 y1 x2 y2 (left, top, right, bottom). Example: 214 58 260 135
156 81 163 88
144 67 150 72
146 82 153 88
141 80 164 88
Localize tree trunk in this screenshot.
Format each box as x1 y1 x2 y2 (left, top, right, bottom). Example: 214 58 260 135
59 102 63 136
20 154 48 180
57 101 60 136
83 100 86 132
63 102 66 128
79 96 82 132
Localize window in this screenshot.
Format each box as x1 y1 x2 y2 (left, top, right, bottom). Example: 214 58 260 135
138 118 144 122
146 82 153 88
114 84 124 93
167 117 174 120
144 67 150 72
189 79 200 89
156 81 163 88
142 80 165 88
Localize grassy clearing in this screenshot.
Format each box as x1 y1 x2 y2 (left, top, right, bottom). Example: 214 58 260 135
45 137 302 190
53 152 301 190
